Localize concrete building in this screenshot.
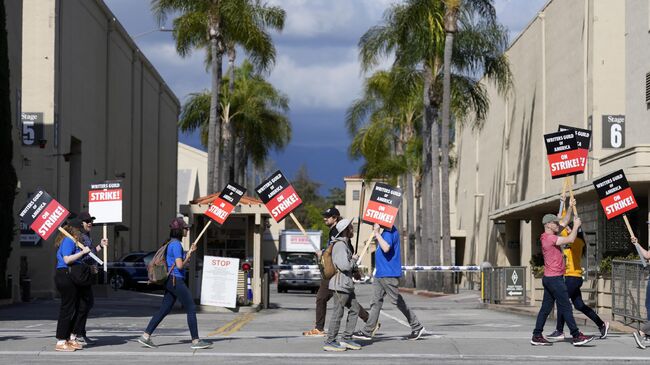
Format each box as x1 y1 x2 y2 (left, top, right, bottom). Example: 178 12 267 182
177 143 208 212
8 0 180 299
453 0 650 312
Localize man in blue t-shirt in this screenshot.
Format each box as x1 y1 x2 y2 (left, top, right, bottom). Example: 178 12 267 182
353 224 425 341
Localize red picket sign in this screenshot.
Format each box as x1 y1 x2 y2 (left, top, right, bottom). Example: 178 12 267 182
362 183 403 229
19 189 70 241
593 170 638 220
255 171 303 223
205 182 246 225
544 130 584 178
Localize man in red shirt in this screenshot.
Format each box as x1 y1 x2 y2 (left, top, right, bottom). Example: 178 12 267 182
531 199 595 346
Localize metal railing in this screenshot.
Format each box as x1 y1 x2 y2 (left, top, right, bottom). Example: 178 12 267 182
612 260 648 325
482 266 527 304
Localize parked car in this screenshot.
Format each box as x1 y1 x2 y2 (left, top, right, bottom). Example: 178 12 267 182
107 251 154 290
107 250 191 290
277 252 321 294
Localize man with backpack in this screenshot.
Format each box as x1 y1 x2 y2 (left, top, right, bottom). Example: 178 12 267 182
323 218 363 351
303 208 373 337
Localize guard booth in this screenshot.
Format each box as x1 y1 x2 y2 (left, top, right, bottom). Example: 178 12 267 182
180 194 284 309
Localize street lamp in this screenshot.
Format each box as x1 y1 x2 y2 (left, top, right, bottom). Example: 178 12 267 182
133 26 173 39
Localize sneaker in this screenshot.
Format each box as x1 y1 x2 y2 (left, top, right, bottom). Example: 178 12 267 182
599 322 610 339
407 327 425 341
530 335 553 346
54 341 76 352
67 340 83 350
370 322 381 337
323 341 347 352
547 330 565 341
190 339 212 349
633 331 646 349
340 338 362 350
303 328 326 337
572 333 594 346
351 331 372 341
76 335 95 346
137 335 158 348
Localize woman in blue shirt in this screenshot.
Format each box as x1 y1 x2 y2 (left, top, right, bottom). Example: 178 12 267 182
54 224 91 352
138 217 210 350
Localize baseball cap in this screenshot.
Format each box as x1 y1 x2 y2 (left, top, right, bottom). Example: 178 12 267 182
77 212 96 223
542 214 559 225
169 217 190 229
334 218 352 236
322 207 340 218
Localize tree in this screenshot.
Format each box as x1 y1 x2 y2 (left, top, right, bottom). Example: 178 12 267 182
151 0 286 193
178 60 291 189
359 0 445 291
439 0 511 292
0 0 18 298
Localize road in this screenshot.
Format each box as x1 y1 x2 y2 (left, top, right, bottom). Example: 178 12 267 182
0 282 647 364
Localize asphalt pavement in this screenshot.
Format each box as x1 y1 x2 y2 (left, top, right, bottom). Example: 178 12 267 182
0 283 648 364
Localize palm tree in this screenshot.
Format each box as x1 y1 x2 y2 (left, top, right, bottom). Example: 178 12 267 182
359 0 511 292
439 1 511 292
151 0 286 193
178 60 291 186
346 68 422 276
359 0 445 291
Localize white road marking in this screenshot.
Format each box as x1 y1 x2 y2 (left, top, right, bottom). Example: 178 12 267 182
379 310 410 328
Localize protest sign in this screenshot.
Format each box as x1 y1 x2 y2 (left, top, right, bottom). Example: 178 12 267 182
205 182 246 225
558 125 591 170
544 130 584 178
593 170 638 220
255 170 303 223
19 189 103 265
88 181 122 224
362 182 403 229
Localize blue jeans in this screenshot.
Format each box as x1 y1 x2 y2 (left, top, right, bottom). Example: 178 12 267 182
533 276 580 338
145 277 199 340
556 276 604 331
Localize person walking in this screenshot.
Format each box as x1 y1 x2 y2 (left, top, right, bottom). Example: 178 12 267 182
54 224 91 352
352 224 425 341
631 235 650 348
323 218 363 352
303 208 374 337
531 199 595 347
69 212 108 346
138 217 211 350
546 223 609 341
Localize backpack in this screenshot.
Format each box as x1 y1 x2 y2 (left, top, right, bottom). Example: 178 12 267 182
147 240 174 285
320 242 337 280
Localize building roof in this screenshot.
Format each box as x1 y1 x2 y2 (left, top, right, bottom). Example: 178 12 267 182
190 193 262 206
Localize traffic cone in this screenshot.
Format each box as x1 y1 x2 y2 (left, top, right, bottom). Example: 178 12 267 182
247 272 253 300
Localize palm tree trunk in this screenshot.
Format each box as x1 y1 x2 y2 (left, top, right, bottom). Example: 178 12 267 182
219 48 237 189
429 103 442 292
440 29 455 294
417 65 434 291
404 171 416 287
207 31 223 194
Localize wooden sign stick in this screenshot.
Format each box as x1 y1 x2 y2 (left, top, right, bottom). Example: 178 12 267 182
57 227 104 265
623 214 647 268
290 212 320 252
185 220 212 262
356 235 375 265
558 177 569 216
102 224 108 273
567 178 578 218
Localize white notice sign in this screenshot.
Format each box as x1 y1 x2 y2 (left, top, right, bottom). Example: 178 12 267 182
200 256 239 308
88 181 123 223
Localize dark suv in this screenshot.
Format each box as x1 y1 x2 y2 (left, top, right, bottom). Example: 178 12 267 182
107 251 155 290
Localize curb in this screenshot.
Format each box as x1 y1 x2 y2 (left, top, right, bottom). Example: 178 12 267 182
398 287 446 298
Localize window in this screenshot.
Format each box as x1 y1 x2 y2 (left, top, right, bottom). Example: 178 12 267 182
352 190 360 200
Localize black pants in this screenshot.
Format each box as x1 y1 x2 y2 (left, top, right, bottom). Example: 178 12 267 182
556 276 604 331
55 269 77 340
73 284 94 336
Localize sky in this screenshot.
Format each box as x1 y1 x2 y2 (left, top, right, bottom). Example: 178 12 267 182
103 0 548 195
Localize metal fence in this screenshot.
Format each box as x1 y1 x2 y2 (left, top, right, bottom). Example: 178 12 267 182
482 266 527 304
612 260 648 325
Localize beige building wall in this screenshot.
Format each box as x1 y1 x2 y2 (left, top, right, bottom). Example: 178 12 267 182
177 143 208 209
453 0 626 290
11 0 179 299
